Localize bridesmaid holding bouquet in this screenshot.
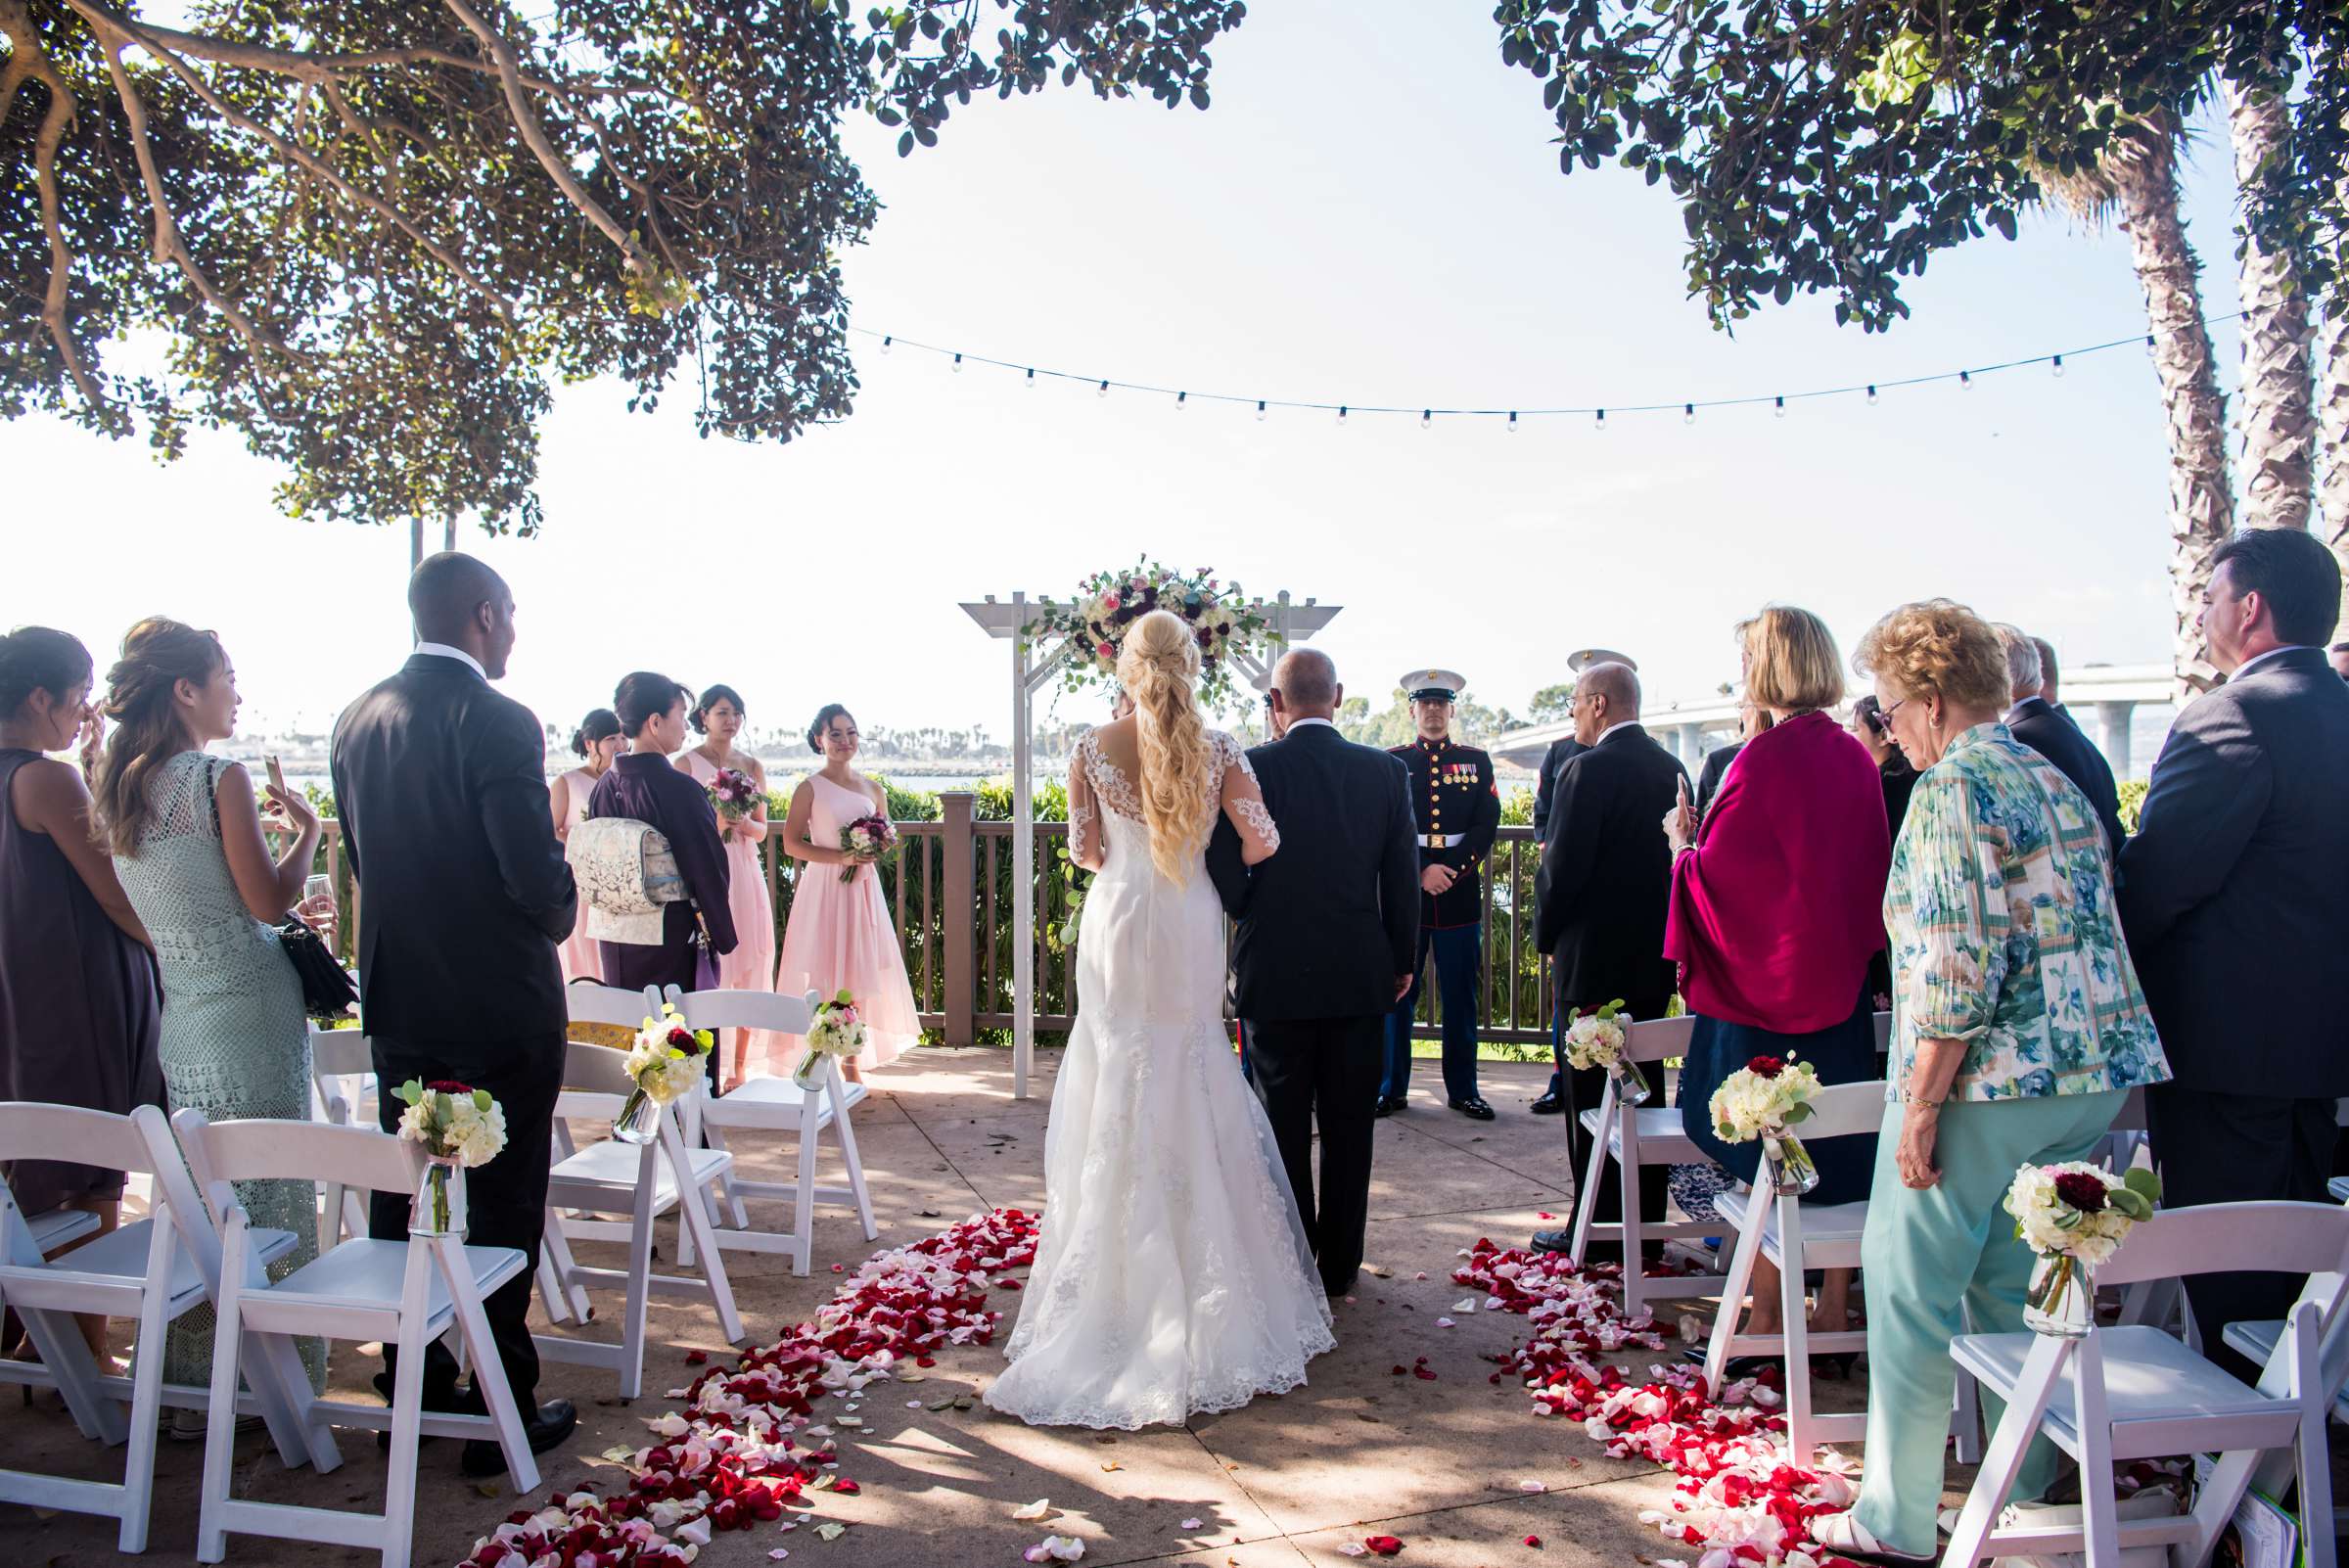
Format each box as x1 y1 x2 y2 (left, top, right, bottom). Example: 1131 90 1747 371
677 684 780 1090
775 704 918 1081
549 708 622 985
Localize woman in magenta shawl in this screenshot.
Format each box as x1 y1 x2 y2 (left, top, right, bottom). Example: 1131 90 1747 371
1663 607 1890 1362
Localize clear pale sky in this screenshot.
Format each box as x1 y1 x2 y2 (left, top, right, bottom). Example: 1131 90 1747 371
3 3 2246 743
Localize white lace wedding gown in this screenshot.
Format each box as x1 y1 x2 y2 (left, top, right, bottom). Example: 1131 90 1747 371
983 729 1336 1429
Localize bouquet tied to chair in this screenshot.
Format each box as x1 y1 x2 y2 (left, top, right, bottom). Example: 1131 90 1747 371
1708 1053 1823 1195
392 1080 509 1236
616 1002 714 1145
2004 1162 2159 1336
1561 998 1647 1107
798 990 866 1086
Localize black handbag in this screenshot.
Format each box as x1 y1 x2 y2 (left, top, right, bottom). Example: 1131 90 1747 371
203 760 358 1019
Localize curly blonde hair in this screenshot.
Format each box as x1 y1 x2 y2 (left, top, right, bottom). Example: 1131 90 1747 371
1852 599 2010 713
1116 610 1212 884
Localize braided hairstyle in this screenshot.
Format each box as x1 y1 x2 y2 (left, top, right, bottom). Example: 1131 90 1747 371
89 618 225 857
1115 609 1212 885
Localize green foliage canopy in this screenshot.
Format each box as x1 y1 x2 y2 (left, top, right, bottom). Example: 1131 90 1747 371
1 0 1242 530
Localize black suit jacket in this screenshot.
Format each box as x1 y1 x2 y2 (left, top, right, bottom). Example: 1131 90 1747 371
330 655 576 1041
2006 697 2125 858
1208 723 1418 1022
1693 741 1742 820
2119 647 2349 1095
1531 736 1587 841
1534 724 1688 1010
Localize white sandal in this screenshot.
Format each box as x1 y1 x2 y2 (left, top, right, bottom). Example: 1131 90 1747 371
1809 1511 1935 1563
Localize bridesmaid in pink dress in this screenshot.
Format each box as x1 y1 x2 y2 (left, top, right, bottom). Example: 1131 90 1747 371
549 708 622 984
775 704 919 1081
676 684 780 1091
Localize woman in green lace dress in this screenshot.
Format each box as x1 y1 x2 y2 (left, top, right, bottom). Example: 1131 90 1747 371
91 619 330 1407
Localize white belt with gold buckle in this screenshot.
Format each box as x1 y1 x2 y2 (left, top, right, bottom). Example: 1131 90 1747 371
1418 833 1464 849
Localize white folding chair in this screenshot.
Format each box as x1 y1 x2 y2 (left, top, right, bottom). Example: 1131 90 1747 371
0 1103 313 1552
1700 1079 1882 1460
678 988 878 1277
534 1039 744 1398
536 982 671 1323
307 1025 376 1250
1945 1201 2349 1568
1566 1015 1728 1317
174 1110 539 1568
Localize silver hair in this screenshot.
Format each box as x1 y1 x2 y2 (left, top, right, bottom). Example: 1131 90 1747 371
1994 624 2043 700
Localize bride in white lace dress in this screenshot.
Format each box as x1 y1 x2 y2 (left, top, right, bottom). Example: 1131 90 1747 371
984 610 1336 1429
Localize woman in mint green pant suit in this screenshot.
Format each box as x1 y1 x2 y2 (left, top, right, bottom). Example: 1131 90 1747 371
1811 604 2171 1562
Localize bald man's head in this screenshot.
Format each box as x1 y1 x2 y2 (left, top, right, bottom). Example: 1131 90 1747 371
408 552 517 679
1270 649 1341 721
1575 662 1640 744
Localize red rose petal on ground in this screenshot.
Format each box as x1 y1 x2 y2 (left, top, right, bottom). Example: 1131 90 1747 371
1364 1536 1405 1556
1390 1364 1407 1376
1524 1536 1543 1547
832 1480 860 1496
684 1350 709 1364
1537 1213 1554 1221
1412 1366 1439 1380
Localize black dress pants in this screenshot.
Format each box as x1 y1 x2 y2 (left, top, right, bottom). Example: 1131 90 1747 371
1243 1015 1386 1296
1556 991 1674 1263
2148 1084 2338 1379
369 1030 566 1409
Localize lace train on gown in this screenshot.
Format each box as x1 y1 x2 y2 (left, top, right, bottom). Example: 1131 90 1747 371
984 732 1332 1429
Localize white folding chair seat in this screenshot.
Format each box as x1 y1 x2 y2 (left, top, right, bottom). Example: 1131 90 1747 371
1565 1015 1727 1315
1698 1081 1885 1459
2330 1176 2349 1205
308 1025 377 1250
2223 1317 2349 1423
678 988 879 1277
0 1103 316 1553
174 1110 539 1568
24 1206 103 1253
535 1038 745 1399
1944 1201 2349 1568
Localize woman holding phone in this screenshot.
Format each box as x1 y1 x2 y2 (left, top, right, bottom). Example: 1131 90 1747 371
91 619 330 1414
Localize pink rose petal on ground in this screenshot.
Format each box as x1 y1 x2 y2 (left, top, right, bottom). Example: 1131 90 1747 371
1435 1317 1456 1328
1180 1519 1203 1531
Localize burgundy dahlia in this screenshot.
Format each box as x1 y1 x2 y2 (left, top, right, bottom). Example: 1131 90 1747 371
2051 1172 2110 1213
427 1080 475 1095
1745 1055 1785 1079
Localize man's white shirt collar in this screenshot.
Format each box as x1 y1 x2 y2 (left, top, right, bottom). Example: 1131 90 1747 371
1286 716 1337 732
1592 718 1641 747
415 641 487 681
2232 645 2306 681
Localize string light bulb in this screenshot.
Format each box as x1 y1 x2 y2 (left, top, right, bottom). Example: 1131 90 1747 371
1420 409 1432 430
1594 407 1607 432
1175 391 1187 412
1773 395 1785 419
1682 402 1695 425
1336 405 1348 426
1507 411 1519 434
1865 385 1879 405
1025 367 1036 391
881 335 893 354
1959 370 1971 390
2051 353 2065 378
1256 399 1267 421
1097 379 1109 398
951 352 963 373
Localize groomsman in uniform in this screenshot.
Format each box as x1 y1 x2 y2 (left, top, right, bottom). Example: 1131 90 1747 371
1382 670 1502 1120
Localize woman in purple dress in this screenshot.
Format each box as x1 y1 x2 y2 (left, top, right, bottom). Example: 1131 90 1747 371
0 627 164 1357
587 671 738 1001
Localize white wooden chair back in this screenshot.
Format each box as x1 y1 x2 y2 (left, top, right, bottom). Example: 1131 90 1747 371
555 1037 638 1116
1620 1014 1695 1064
306 1025 377 1248
2094 1200 2349 1292
1780 1079 1885 1144
179 1110 419 1210
1564 1013 1720 1315
564 982 666 1031
1869 1009 1892 1050
674 987 820 1036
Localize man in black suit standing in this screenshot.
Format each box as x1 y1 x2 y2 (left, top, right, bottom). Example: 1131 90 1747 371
1528 663 1688 1257
1209 649 1418 1299
2122 528 2349 1369
1528 732 1588 1117
1997 625 2126 857
331 553 579 1474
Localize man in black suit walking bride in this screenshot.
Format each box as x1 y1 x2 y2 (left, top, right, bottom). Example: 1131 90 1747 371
1208 650 1420 1298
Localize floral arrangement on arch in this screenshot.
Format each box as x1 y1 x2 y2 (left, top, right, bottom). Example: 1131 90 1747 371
1024 559 1277 711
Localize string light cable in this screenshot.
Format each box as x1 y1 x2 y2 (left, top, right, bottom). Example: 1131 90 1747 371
848 314 2243 425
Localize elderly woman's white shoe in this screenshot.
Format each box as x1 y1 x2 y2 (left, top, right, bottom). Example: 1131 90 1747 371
1809 1511 1935 1563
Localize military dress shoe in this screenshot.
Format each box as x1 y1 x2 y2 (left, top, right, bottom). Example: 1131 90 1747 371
1449 1096 1496 1121
460 1398 578 1478
1373 1094 1408 1117
1528 1089 1564 1115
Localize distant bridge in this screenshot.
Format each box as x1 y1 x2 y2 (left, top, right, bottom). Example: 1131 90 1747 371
1490 663 2175 782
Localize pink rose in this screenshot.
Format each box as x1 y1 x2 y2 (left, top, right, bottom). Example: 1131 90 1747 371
1097 642 1115 660
1101 591 1120 609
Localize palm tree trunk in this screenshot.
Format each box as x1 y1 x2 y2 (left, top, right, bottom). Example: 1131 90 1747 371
2320 304 2349 630
2223 71 2316 533
2112 133 2234 696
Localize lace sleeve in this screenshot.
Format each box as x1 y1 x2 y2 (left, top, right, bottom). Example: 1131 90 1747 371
1067 733 1103 869
1215 732 1279 858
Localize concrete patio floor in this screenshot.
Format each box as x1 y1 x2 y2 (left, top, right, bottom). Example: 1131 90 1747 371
4 1050 1819 1568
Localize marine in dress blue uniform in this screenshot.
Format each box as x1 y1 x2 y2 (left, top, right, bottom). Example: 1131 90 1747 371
1382 670 1502 1120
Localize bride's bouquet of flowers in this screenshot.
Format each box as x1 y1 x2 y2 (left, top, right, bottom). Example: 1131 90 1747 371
392 1079 508 1235
2004 1161 2160 1335
1708 1053 1823 1194
615 1002 714 1143
1560 998 1650 1107
797 989 866 1085
839 813 897 883
706 765 760 824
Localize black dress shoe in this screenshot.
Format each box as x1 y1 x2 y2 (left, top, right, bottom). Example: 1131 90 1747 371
460 1399 578 1478
1529 1228 1575 1254
1449 1096 1496 1121
1529 1090 1564 1115
1373 1094 1407 1117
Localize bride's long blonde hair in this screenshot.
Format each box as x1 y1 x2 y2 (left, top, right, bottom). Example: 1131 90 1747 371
1116 609 1213 884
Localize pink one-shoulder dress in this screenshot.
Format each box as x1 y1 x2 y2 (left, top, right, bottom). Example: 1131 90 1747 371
772 771 918 1074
